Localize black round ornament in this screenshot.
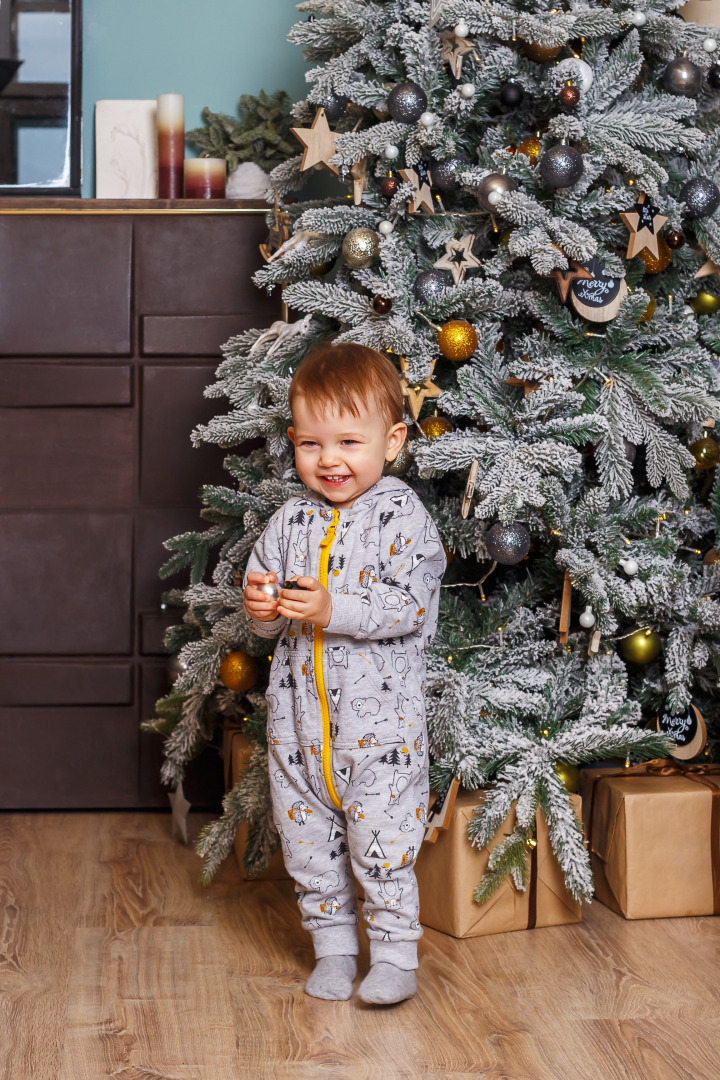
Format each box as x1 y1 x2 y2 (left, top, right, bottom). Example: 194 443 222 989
486 521 531 565
380 174 399 199
477 172 519 210
654 703 707 761
709 64 720 90
387 81 428 124
539 145 584 188
372 295 393 315
414 269 451 303
558 84 580 107
570 257 628 322
665 228 686 249
319 90 349 123
662 57 703 96
430 153 470 193
679 176 720 219
499 81 524 106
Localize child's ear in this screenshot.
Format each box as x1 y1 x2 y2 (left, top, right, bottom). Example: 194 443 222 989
385 422 407 461
288 427 296 444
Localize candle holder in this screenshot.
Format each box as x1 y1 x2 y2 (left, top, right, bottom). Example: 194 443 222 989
183 157 227 199
157 93 184 198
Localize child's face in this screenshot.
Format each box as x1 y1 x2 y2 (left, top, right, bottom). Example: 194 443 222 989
288 394 406 509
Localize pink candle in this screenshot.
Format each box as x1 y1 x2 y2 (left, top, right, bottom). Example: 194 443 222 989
157 93 184 198
183 157 227 199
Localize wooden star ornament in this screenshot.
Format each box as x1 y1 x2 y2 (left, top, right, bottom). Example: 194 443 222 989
619 191 668 260
433 233 481 285
399 166 435 215
695 257 720 282
291 108 339 175
400 356 441 421
440 30 475 78
548 258 593 303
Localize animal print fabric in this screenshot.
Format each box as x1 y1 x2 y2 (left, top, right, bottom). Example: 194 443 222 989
244 476 445 963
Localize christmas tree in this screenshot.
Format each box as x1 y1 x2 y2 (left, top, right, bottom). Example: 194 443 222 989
144 0 720 901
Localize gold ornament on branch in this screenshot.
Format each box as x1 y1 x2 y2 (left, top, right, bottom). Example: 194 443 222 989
638 235 672 274
219 651 259 693
437 319 478 361
523 41 561 62
689 290 720 315
399 356 442 421
689 436 720 469
420 413 454 440
517 135 541 163
619 628 662 665
341 227 380 268
637 289 656 323
554 762 581 793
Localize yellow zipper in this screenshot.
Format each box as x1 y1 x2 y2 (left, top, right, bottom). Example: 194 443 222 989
314 508 342 809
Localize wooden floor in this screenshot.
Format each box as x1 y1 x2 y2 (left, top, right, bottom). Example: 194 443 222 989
0 812 718 1080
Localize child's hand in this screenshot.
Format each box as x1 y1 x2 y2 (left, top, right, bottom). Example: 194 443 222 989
277 576 332 628
244 571 280 623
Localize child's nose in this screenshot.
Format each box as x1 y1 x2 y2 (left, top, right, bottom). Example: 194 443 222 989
318 446 341 466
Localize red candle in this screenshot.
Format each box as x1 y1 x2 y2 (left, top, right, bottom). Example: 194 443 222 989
157 93 184 198
183 157 227 199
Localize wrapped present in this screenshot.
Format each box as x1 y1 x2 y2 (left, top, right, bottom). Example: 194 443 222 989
222 725 289 881
414 787 583 938
580 759 720 920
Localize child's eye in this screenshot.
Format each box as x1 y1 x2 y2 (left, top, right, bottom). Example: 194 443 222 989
341 439 358 445
300 440 318 448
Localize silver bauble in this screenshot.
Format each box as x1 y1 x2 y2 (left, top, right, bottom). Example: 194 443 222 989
319 90 349 123
167 654 189 684
485 521 531 565
383 443 413 476
415 268 451 302
539 145 584 189
342 227 381 268
555 57 594 92
430 153 470 192
662 57 703 96
387 80 428 124
679 176 720 219
477 172 518 211
256 581 282 600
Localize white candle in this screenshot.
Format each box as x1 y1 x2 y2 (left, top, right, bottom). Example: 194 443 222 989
183 157 227 199
156 93 184 198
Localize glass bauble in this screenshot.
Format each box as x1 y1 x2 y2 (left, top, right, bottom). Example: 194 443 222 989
419 415 454 440
619 629 662 665
558 84 580 107
662 57 703 96
342 227 380 268
415 269 451 303
499 81 524 106
665 229 686 249
380 174 399 199
319 90 349 123
637 290 656 323
517 135 541 163
219 651 259 692
539 145 584 188
679 176 720 219
485 521 531 565
167 654 189 684
689 436 720 469
430 153 470 192
437 319 478 361
387 80 428 124
372 295 393 314
477 172 518 210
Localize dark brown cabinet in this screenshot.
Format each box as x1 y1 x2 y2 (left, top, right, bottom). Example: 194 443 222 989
0 200 279 809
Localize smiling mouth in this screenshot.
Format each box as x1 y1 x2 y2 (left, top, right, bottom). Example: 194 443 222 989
321 474 351 485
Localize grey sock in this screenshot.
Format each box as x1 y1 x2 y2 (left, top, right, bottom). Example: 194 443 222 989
305 954 358 1000
357 962 417 1005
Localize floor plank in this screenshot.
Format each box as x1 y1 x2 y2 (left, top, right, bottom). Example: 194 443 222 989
0 810 718 1080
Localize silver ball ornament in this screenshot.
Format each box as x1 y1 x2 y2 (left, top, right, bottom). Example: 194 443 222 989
679 176 720 219
704 37 718 53
414 268 451 303
387 81 428 124
579 605 596 629
383 143 400 160
419 110 436 127
477 172 518 211
662 57 703 96
555 58 594 92
629 10 647 26
539 145 584 188
378 219 394 236
342 227 381 268
430 153 470 192
459 83 476 98
256 580 282 600
485 521 531 565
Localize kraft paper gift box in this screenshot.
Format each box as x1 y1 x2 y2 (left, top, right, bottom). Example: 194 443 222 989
414 788 583 938
579 761 720 920
222 725 289 881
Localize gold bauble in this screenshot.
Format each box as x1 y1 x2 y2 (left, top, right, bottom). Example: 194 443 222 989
437 319 478 361
517 135 541 163
554 762 581 793
523 41 561 62
638 236 672 275
689 290 720 315
420 414 454 440
619 628 662 665
341 227 380 269
219 651 259 692
637 290 656 323
383 442 413 476
689 436 720 470
309 260 333 277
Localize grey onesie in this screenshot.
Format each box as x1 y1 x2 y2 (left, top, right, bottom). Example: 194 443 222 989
245 476 445 970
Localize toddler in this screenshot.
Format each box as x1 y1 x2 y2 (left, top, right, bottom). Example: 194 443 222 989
243 343 445 1004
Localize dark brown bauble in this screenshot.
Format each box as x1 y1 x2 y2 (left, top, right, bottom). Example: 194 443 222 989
219 651 259 692
558 83 580 107
619 628 662 666
420 414 454 440
523 41 561 62
380 174 399 199
372 295 393 315
499 81 524 106
665 229 686 250
437 319 478 361
689 290 720 315
517 135 541 163
689 436 720 469
554 762 581 793
709 64 720 90
639 235 672 274
662 57 703 96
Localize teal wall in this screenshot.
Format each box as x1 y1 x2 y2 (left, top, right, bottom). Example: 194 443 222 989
81 0 308 196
